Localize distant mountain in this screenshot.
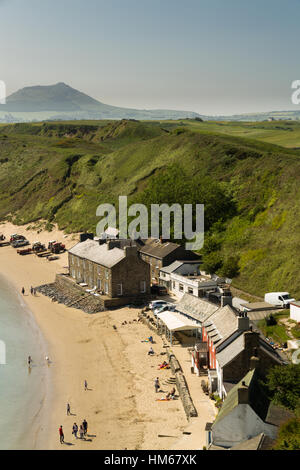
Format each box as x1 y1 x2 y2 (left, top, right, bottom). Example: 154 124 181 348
211 110 300 122
0 82 203 121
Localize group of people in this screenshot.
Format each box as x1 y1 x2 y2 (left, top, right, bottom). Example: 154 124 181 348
72 419 88 440
60 380 90 444
27 355 50 367
21 286 37 296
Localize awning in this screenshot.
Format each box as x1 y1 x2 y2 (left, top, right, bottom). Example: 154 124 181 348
157 310 200 332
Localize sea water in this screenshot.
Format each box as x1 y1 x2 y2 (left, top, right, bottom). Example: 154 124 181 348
0 274 50 449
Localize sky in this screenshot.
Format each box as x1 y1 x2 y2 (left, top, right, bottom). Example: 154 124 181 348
0 0 300 115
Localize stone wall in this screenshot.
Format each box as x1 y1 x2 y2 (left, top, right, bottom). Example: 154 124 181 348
167 350 198 420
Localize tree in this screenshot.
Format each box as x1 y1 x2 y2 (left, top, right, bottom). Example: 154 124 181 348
201 251 223 274
265 364 300 412
274 417 300 450
218 255 240 278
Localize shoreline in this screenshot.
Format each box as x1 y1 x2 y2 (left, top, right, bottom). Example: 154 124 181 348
0 273 52 450
0 222 189 450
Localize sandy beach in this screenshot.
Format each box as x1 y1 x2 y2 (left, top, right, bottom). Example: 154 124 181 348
0 222 195 450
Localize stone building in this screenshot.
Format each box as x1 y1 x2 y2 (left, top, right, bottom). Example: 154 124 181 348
68 238 150 305
206 363 293 449
136 238 200 284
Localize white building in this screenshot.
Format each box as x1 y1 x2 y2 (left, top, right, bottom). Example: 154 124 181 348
290 301 300 322
159 261 221 299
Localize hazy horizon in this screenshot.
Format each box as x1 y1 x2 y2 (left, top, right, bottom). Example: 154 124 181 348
1 0 300 115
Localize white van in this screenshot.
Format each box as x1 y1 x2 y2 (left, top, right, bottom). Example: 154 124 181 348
264 292 295 308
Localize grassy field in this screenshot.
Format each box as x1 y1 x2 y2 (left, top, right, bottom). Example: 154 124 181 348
0 119 300 298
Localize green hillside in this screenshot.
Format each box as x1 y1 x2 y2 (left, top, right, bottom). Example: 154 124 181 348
0 119 300 298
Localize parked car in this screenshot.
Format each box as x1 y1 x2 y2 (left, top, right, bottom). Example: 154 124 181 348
151 284 168 295
153 304 176 317
264 292 295 308
149 300 169 310
10 234 26 244
12 239 30 248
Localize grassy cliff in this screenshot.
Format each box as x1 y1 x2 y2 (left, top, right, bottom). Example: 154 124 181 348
0 119 300 298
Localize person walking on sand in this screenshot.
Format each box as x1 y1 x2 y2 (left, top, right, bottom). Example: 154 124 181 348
30 286 33 296
155 377 160 393
72 423 78 439
79 424 84 439
28 356 32 367
67 403 71 416
22 287 25 295
84 380 88 391
59 425 64 444
82 419 88 436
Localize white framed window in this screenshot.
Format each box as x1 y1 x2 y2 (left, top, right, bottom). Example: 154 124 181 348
97 279 102 289
117 283 123 296
104 281 109 294
105 269 109 279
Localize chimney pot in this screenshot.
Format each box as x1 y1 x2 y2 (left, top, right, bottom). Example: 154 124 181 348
238 383 249 404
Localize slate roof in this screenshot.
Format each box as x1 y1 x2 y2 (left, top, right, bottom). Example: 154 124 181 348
69 239 126 268
160 261 184 274
213 368 290 428
176 293 219 323
216 334 245 368
137 238 181 259
213 369 264 425
203 305 239 348
229 433 273 451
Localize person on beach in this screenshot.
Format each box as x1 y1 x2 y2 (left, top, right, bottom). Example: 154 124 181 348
82 419 88 436
72 423 78 439
148 346 154 355
30 286 33 295
84 380 88 391
79 424 84 439
155 377 160 393
22 287 25 295
28 356 32 366
59 425 64 444
45 356 50 365
67 403 71 415
166 387 176 399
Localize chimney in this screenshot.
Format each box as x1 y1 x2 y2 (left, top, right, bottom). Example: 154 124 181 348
124 245 137 257
107 240 120 250
238 314 250 332
237 382 249 404
221 295 232 307
80 233 94 243
250 355 260 370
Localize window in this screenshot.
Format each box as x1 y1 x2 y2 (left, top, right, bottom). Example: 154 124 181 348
89 262 93 272
72 269 76 279
188 287 193 294
179 283 184 292
140 281 146 293
104 281 109 294
173 281 176 289
97 279 102 289
117 283 123 296
105 269 109 279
